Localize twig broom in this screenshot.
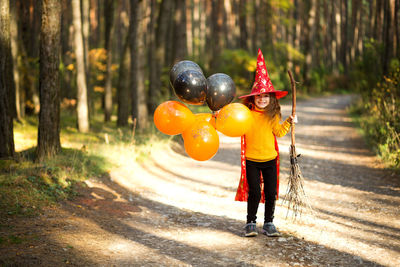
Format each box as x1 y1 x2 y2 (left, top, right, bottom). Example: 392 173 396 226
284 70 311 219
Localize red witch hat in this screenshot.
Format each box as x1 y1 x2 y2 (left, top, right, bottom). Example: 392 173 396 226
239 49 288 99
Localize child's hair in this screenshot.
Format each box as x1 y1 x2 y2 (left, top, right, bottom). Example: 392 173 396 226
242 93 281 120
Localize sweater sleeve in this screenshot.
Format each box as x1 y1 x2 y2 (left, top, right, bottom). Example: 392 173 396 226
272 116 291 137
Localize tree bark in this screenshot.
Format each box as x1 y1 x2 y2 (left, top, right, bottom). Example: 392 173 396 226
395 0 399 58
334 0 341 74
89 0 98 46
10 0 21 120
165 0 176 67
173 0 187 61
37 0 62 161
340 0 348 72
130 0 148 130
210 0 224 71
117 30 131 126
148 0 158 114
81 0 92 116
104 0 115 122
19 0 41 115
224 0 235 48
72 0 90 132
0 0 15 159
382 0 393 74
238 0 248 50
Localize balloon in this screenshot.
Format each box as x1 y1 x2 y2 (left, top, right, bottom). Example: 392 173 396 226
182 121 219 161
194 113 216 128
206 73 236 111
153 101 195 135
216 103 253 137
170 60 203 85
173 70 207 105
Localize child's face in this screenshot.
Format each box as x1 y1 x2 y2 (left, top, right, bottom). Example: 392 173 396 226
254 93 270 109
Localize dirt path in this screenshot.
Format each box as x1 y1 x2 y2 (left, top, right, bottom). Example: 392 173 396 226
1 94 400 266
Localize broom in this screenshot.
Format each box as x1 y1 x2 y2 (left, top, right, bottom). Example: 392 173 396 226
284 70 311 219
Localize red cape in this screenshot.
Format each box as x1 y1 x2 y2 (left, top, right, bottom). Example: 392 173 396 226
234 135 280 203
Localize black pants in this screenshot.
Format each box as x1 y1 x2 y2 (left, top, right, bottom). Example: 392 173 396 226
246 159 277 224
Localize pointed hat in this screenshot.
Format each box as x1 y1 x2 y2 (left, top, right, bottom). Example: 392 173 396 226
239 49 288 99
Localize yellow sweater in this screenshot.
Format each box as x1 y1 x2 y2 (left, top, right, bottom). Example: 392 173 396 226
245 109 291 162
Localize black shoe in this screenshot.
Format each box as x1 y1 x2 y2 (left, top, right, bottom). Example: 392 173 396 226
244 222 258 237
262 222 281 237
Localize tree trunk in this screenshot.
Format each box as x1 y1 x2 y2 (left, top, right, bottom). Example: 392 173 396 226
154 0 174 96
367 0 374 39
72 0 90 132
224 0 235 48
81 0 92 116
349 0 359 65
252 0 259 52
173 0 187 61
0 0 15 159
356 0 364 58
192 0 200 59
334 0 341 74
395 0 399 58
294 0 301 76
37 0 62 161
322 0 331 70
19 0 41 115
104 0 115 122
340 0 348 73
165 0 176 67
89 0 98 45
130 0 148 130
117 30 131 127
10 0 21 121
373 0 383 42
307 0 319 70
186 0 193 55
301 0 311 88
238 0 248 50
382 0 394 74
148 0 158 114
210 0 224 71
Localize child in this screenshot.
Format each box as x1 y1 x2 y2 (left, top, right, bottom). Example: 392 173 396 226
235 49 296 237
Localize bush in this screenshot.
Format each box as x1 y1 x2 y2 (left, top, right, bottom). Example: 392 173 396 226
356 65 400 168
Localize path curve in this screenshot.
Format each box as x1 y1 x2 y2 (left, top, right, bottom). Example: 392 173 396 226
4 94 398 266
108 94 400 266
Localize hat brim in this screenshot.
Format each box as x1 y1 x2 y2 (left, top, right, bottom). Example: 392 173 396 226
239 90 288 99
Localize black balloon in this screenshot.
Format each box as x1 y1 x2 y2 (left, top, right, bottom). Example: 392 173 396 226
170 60 203 85
206 73 236 111
173 70 207 105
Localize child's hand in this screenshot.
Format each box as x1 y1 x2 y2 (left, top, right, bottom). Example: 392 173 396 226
288 115 298 124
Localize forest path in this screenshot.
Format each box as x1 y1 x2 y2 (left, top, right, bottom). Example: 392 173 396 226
2 94 400 266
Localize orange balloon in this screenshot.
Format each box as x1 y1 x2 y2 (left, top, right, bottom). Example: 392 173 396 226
216 103 253 137
182 121 219 161
194 113 216 128
153 101 195 135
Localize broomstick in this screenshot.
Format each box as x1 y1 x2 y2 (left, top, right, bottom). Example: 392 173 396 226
284 70 311 219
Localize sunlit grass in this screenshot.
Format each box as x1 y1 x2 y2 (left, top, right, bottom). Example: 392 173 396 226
0 110 167 217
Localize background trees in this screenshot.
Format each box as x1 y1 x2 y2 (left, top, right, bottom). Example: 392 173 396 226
1 0 399 162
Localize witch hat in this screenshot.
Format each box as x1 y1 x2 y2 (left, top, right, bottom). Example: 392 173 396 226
239 49 288 99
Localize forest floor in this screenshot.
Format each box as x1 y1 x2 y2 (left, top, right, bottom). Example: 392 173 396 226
1 94 400 267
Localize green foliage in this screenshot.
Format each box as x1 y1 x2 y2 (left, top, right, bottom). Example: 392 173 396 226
218 49 256 95
349 39 387 95
351 66 400 168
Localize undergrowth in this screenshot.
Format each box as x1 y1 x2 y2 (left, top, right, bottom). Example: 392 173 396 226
349 65 400 169
0 113 167 218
